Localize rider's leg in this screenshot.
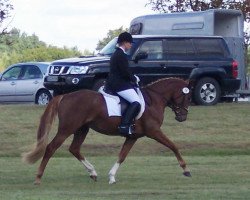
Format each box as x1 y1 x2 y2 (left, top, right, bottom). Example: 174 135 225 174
117 89 141 135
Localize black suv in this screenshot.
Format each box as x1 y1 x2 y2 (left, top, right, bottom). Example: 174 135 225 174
44 35 241 105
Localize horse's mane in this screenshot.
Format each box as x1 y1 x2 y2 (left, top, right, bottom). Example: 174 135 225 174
143 77 187 89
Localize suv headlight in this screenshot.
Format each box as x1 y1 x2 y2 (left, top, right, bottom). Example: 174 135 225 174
70 66 89 74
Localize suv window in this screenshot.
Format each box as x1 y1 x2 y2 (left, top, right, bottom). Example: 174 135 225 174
165 39 195 59
193 38 228 58
137 40 163 60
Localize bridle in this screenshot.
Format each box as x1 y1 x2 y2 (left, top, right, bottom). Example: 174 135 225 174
146 87 190 114
168 93 189 115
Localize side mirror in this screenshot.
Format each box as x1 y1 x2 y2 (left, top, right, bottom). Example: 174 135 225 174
134 52 148 63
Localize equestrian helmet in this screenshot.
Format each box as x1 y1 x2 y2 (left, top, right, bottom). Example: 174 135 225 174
117 32 133 44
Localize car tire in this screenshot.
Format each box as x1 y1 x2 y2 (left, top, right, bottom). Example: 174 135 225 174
193 77 221 106
92 79 106 91
36 90 52 105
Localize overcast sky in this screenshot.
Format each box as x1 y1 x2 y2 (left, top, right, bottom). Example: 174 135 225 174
9 0 155 52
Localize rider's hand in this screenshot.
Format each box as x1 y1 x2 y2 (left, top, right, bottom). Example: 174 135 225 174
134 75 140 86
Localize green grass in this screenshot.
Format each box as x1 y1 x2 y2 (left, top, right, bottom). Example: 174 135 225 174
0 103 250 199
0 156 250 200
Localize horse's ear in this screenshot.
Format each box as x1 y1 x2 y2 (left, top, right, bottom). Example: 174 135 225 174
187 79 195 90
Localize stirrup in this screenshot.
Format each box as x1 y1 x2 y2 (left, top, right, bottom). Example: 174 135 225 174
118 124 135 136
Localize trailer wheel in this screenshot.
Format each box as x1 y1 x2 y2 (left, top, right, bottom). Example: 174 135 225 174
194 77 221 106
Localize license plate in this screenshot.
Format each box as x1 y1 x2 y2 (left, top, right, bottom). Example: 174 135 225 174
47 76 58 82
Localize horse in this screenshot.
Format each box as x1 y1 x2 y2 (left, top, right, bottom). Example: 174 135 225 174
22 77 192 185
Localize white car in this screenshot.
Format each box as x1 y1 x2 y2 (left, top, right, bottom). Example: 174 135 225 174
0 62 53 105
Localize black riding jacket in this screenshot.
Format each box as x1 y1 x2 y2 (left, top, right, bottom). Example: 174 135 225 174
106 47 136 92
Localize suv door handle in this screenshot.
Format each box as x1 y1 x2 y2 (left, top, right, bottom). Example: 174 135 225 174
11 81 16 86
194 63 199 67
33 80 39 84
160 63 166 67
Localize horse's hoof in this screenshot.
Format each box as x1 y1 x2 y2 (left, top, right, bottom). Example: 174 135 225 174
90 175 97 182
183 171 192 177
109 179 116 185
109 175 116 184
34 180 41 185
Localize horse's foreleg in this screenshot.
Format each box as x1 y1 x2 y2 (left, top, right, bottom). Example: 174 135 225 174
35 131 70 185
148 130 191 177
69 127 97 181
109 138 137 184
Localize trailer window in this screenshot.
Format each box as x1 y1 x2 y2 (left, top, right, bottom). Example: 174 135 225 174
130 23 143 35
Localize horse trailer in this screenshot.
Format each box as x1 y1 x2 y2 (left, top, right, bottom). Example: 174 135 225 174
129 9 250 99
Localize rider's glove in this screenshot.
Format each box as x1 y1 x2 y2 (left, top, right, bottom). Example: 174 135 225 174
134 75 140 87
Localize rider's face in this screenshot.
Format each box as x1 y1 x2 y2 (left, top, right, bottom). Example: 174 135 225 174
124 42 132 51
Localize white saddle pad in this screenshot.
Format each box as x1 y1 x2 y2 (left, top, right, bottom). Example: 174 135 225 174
99 87 145 120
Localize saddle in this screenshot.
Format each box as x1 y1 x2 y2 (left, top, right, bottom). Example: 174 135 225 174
99 86 145 120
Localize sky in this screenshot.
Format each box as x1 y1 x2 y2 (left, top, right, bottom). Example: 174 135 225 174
8 0 155 52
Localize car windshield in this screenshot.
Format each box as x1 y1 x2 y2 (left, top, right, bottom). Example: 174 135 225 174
98 37 140 57
99 38 118 56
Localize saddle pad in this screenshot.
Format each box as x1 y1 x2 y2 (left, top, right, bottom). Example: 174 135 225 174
99 87 145 120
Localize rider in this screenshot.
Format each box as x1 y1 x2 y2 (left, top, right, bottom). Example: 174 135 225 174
106 32 141 136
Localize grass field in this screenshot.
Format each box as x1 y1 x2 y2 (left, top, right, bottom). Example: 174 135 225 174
0 103 250 199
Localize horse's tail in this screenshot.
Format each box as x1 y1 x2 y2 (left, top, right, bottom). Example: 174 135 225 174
22 95 64 164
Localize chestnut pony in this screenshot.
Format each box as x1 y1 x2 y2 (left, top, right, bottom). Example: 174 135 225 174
22 77 192 185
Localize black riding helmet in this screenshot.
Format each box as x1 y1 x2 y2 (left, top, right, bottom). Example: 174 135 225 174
117 32 133 44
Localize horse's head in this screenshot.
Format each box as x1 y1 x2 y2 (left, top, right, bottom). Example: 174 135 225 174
145 78 192 122
168 84 192 122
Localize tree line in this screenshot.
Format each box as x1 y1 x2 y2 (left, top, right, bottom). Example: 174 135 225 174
0 28 82 71
0 26 127 71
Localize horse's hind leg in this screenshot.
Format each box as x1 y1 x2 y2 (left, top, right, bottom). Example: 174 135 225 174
148 130 191 177
35 130 71 185
69 126 97 181
109 138 137 184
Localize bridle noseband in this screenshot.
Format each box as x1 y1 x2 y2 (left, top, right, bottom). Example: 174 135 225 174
168 93 189 115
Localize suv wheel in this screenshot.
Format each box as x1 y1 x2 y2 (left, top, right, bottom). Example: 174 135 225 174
36 90 52 105
93 79 106 91
194 77 221 106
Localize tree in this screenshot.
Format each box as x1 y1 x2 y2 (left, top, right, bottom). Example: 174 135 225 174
96 26 128 51
0 0 13 35
82 49 94 56
147 0 249 18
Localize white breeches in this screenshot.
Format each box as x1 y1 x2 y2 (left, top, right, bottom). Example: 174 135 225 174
117 89 141 103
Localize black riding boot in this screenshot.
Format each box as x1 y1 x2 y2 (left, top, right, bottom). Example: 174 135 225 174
118 102 141 136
